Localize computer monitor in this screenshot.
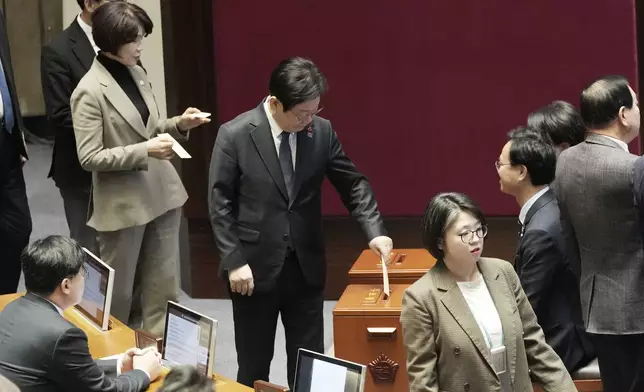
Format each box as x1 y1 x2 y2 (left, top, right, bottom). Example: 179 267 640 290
161 301 218 377
293 349 366 392
74 248 115 331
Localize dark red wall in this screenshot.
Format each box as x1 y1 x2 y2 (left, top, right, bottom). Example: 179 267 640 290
212 0 638 216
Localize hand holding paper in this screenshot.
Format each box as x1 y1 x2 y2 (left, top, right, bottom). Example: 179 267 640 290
157 133 192 159
177 107 211 131
146 137 174 160
369 236 393 299
369 236 393 265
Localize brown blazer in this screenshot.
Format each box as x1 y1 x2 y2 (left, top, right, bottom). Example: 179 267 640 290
400 257 575 392
71 59 188 232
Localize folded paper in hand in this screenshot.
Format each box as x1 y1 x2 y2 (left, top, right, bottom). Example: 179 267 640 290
157 133 192 159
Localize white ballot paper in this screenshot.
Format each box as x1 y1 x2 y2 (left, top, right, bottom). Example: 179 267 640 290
381 255 390 299
158 133 192 159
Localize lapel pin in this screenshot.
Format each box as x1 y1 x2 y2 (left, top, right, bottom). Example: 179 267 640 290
139 80 144 86
306 126 313 138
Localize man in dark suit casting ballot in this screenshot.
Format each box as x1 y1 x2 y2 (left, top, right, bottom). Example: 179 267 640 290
209 57 393 387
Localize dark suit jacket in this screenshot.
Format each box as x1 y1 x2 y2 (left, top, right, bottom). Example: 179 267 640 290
554 133 643 334
514 189 594 372
41 18 94 188
208 102 386 291
0 8 27 159
0 293 150 392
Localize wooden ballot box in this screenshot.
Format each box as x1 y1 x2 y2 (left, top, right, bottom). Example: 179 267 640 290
348 249 436 285
333 284 410 392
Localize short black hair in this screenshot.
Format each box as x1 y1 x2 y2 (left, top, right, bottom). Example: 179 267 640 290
91 2 153 55
158 366 214 392
580 75 634 130
527 101 586 147
507 127 556 186
421 192 486 260
269 57 328 112
78 0 121 11
21 236 86 296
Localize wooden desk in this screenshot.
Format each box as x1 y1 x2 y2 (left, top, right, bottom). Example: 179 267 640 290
0 294 251 392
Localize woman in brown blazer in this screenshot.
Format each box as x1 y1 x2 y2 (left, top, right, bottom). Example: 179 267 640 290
71 2 209 335
400 192 575 392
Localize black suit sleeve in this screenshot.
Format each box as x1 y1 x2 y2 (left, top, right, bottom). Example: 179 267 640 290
517 229 561 314
208 124 246 271
41 45 74 132
324 122 386 240
48 327 150 392
96 359 118 376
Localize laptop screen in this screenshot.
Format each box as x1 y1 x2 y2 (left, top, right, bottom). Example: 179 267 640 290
294 349 366 392
161 301 217 377
74 248 114 331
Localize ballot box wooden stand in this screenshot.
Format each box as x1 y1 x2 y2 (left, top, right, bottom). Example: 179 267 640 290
347 248 436 285
333 284 410 392
334 249 435 392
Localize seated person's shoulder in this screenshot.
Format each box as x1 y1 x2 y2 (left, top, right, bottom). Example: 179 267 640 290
52 325 90 350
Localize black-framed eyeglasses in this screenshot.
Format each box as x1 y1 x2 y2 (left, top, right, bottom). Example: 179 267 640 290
459 226 488 243
291 107 323 123
494 160 512 170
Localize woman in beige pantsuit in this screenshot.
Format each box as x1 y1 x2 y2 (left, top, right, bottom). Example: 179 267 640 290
71 2 209 335
400 192 575 392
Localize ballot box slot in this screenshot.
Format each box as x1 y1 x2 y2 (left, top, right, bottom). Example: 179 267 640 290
367 327 397 340
376 252 407 267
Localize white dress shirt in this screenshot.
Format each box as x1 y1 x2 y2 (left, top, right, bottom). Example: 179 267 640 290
457 275 504 348
263 98 296 170
519 186 550 225
596 134 629 152
77 14 99 54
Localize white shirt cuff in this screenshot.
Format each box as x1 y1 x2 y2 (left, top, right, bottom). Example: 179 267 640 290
116 355 123 376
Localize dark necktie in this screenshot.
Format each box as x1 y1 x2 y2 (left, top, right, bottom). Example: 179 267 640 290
518 219 525 238
279 132 294 200
0 60 14 134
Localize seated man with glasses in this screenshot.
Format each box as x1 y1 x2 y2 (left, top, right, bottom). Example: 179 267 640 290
0 235 163 392
496 127 594 372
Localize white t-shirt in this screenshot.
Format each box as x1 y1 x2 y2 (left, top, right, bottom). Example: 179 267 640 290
457 275 504 348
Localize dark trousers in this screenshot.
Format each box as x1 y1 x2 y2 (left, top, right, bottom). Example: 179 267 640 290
58 185 99 256
0 138 31 294
589 333 644 392
230 250 324 389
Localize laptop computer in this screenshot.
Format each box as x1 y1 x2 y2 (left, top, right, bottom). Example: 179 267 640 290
160 301 218 377
293 349 366 392
74 248 115 331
